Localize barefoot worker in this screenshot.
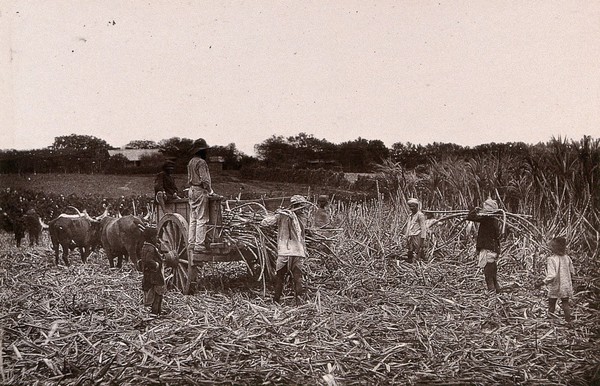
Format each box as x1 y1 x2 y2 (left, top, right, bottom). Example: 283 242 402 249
467 197 502 294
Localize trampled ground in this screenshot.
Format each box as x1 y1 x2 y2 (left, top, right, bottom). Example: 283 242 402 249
0 231 598 385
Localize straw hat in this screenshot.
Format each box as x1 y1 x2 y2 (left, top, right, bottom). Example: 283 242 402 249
290 195 311 207
482 198 498 212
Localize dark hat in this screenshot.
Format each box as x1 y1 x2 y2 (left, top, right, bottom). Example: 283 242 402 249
162 160 176 169
190 138 209 154
550 237 567 254
317 195 329 203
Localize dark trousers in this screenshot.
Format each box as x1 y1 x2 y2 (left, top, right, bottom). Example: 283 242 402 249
549 298 572 322
273 257 304 302
407 235 423 263
483 262 500 293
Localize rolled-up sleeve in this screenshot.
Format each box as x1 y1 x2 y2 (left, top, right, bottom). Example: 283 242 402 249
260 214 278 227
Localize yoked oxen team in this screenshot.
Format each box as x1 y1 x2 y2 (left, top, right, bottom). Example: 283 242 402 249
15 205 159 270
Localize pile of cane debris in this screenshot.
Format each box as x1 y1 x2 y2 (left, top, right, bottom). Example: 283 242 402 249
0 233 598 385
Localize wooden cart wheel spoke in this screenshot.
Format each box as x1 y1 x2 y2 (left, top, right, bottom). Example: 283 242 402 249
177 234 187 256
159 225 173 250
177 265 188 287
157 213 192 294
168 222 178 246
165 222 176 246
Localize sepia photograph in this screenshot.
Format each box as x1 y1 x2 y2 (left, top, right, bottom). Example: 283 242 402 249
1 1 599 384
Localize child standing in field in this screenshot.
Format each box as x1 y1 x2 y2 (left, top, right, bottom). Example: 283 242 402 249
405 198 427 263
540 237 574 324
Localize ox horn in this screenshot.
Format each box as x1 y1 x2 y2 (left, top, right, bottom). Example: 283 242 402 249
94 207 110 221
66 206 83 216
39 217 49 229
143 210 153 222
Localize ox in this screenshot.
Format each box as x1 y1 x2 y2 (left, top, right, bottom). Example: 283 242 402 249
48 208 106 266
21 209 47 246
0 208 46 247
1 211 25 247
100 215 157 269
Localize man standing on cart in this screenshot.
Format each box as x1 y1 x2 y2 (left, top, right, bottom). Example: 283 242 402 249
187 138 213 254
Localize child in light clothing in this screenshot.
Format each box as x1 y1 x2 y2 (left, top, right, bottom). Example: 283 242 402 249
405 198 427 263
542 237 574 323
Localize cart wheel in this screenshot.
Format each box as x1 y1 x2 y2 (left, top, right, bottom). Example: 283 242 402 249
157 213 196 295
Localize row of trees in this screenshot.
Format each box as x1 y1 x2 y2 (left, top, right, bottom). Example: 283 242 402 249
0 135 252 174
1 133 598 182
0 133 390 174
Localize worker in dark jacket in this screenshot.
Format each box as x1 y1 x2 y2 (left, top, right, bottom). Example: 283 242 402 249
139 243 166 315
466 198 502 294
155 160 180 213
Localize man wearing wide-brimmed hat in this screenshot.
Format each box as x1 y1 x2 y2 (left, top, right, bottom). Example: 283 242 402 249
467 197 502 294
261 195 313 304
405 198 427 263
187 138 213 254
154 159 180 214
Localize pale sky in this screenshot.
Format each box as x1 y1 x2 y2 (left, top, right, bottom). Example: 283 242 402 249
1 1 599 156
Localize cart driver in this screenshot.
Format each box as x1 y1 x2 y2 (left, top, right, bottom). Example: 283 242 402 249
154 159 181 214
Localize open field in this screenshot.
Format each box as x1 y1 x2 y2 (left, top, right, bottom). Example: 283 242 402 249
0 172 598 384
1 230 598 385
0 173 305 200
0 173 352 201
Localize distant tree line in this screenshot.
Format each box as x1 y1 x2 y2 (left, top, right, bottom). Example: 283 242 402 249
0 134 252 175
1 133 598 199
0 132 388 174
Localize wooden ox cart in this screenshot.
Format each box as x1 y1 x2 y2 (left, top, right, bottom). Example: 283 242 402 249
155 196 292 294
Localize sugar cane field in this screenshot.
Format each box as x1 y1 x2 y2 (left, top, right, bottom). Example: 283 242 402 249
0 170 598 385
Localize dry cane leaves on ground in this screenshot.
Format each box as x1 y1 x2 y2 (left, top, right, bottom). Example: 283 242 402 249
0 233 598 385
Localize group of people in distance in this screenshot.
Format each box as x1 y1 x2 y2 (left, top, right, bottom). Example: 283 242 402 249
151 139 574 324
406 196 574 326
